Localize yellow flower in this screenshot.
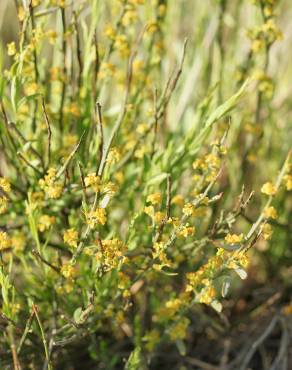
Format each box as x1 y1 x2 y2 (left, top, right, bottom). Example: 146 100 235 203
261 182 277 196
61 263 76 279
0 196 8 214
63 228 78 248
283 174 292 191
121 9 138 27
39 168 63 199
282 304 292 316
147 192 161 205
107 147 121 164
104 24 116 40
182 202 196 216
168 317 189 341
18 6 25 21
50 0 66 7
101 182 118 196
263 223 273 240
225 233 243 245
115 35 130 57
154 211 165 224
97 238 127 271
47 184 63 199
47 30 57 45
25 82 38 96
86 208 107 228
129 0 144 5
85 173 101 192
172 194 184 206
38 215 56 232
199 285 216 305
11 232 26 252
136 122 148 135
177 226 195 238
144 205 154 218
147 20 159 34
68 102 81 117
263 206 278 219
7 42 16 56
0 231 11 251
0 177 11 193
143 329 160 351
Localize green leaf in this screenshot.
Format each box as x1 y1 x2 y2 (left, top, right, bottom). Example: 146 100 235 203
125 347 143 370
147 172 168 186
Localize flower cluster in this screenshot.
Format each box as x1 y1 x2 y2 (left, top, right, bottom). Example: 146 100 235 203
39 168 63 199
96 238 128 271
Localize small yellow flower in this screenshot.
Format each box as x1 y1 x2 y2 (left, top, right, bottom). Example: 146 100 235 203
107 148 121 164
86 208 107 228
0 196 8 214
63 228 78 248
263 206 278 219
39 168 63 199
283 174 292 191
47 184 63 199
225 233 243 245
61 263 76 279
172 194 184 206
177 226 195 238
143 329 160 352
101 182 118 196
11 232 26 252
144 205 154 218
199 285 216 305
261 182 277 196
85 173 101 192
168 317 189 341
47 30 57 44
38 215 56 232
18 6 25 21
182 202 195 216
154 211 165 224
147 192 161 205
263 223 273 240
7 42 16 56
0 177 11 193
0 231 11 251
24 82 38 96
104 24 116 39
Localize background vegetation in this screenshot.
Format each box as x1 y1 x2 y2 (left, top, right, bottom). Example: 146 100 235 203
0 0 291 369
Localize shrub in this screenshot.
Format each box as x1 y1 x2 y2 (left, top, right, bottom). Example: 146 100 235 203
0 0 291 369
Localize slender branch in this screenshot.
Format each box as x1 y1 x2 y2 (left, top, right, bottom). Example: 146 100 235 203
42 98 52 168
32 304 52 370
95 102 104 174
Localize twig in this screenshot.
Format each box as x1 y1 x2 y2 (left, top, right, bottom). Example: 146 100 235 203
154 174 172 243
31 249 61 273
17 309 35 355
8 121 44 168
184 356 220 370
93 31 100 103
7 325 22 370
95 102 104 174
238 315 279 370
58 5 67 136
32 304 52 370
56 130 86 179
73 11 83 89
42 98 52 168
17 152 43 175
